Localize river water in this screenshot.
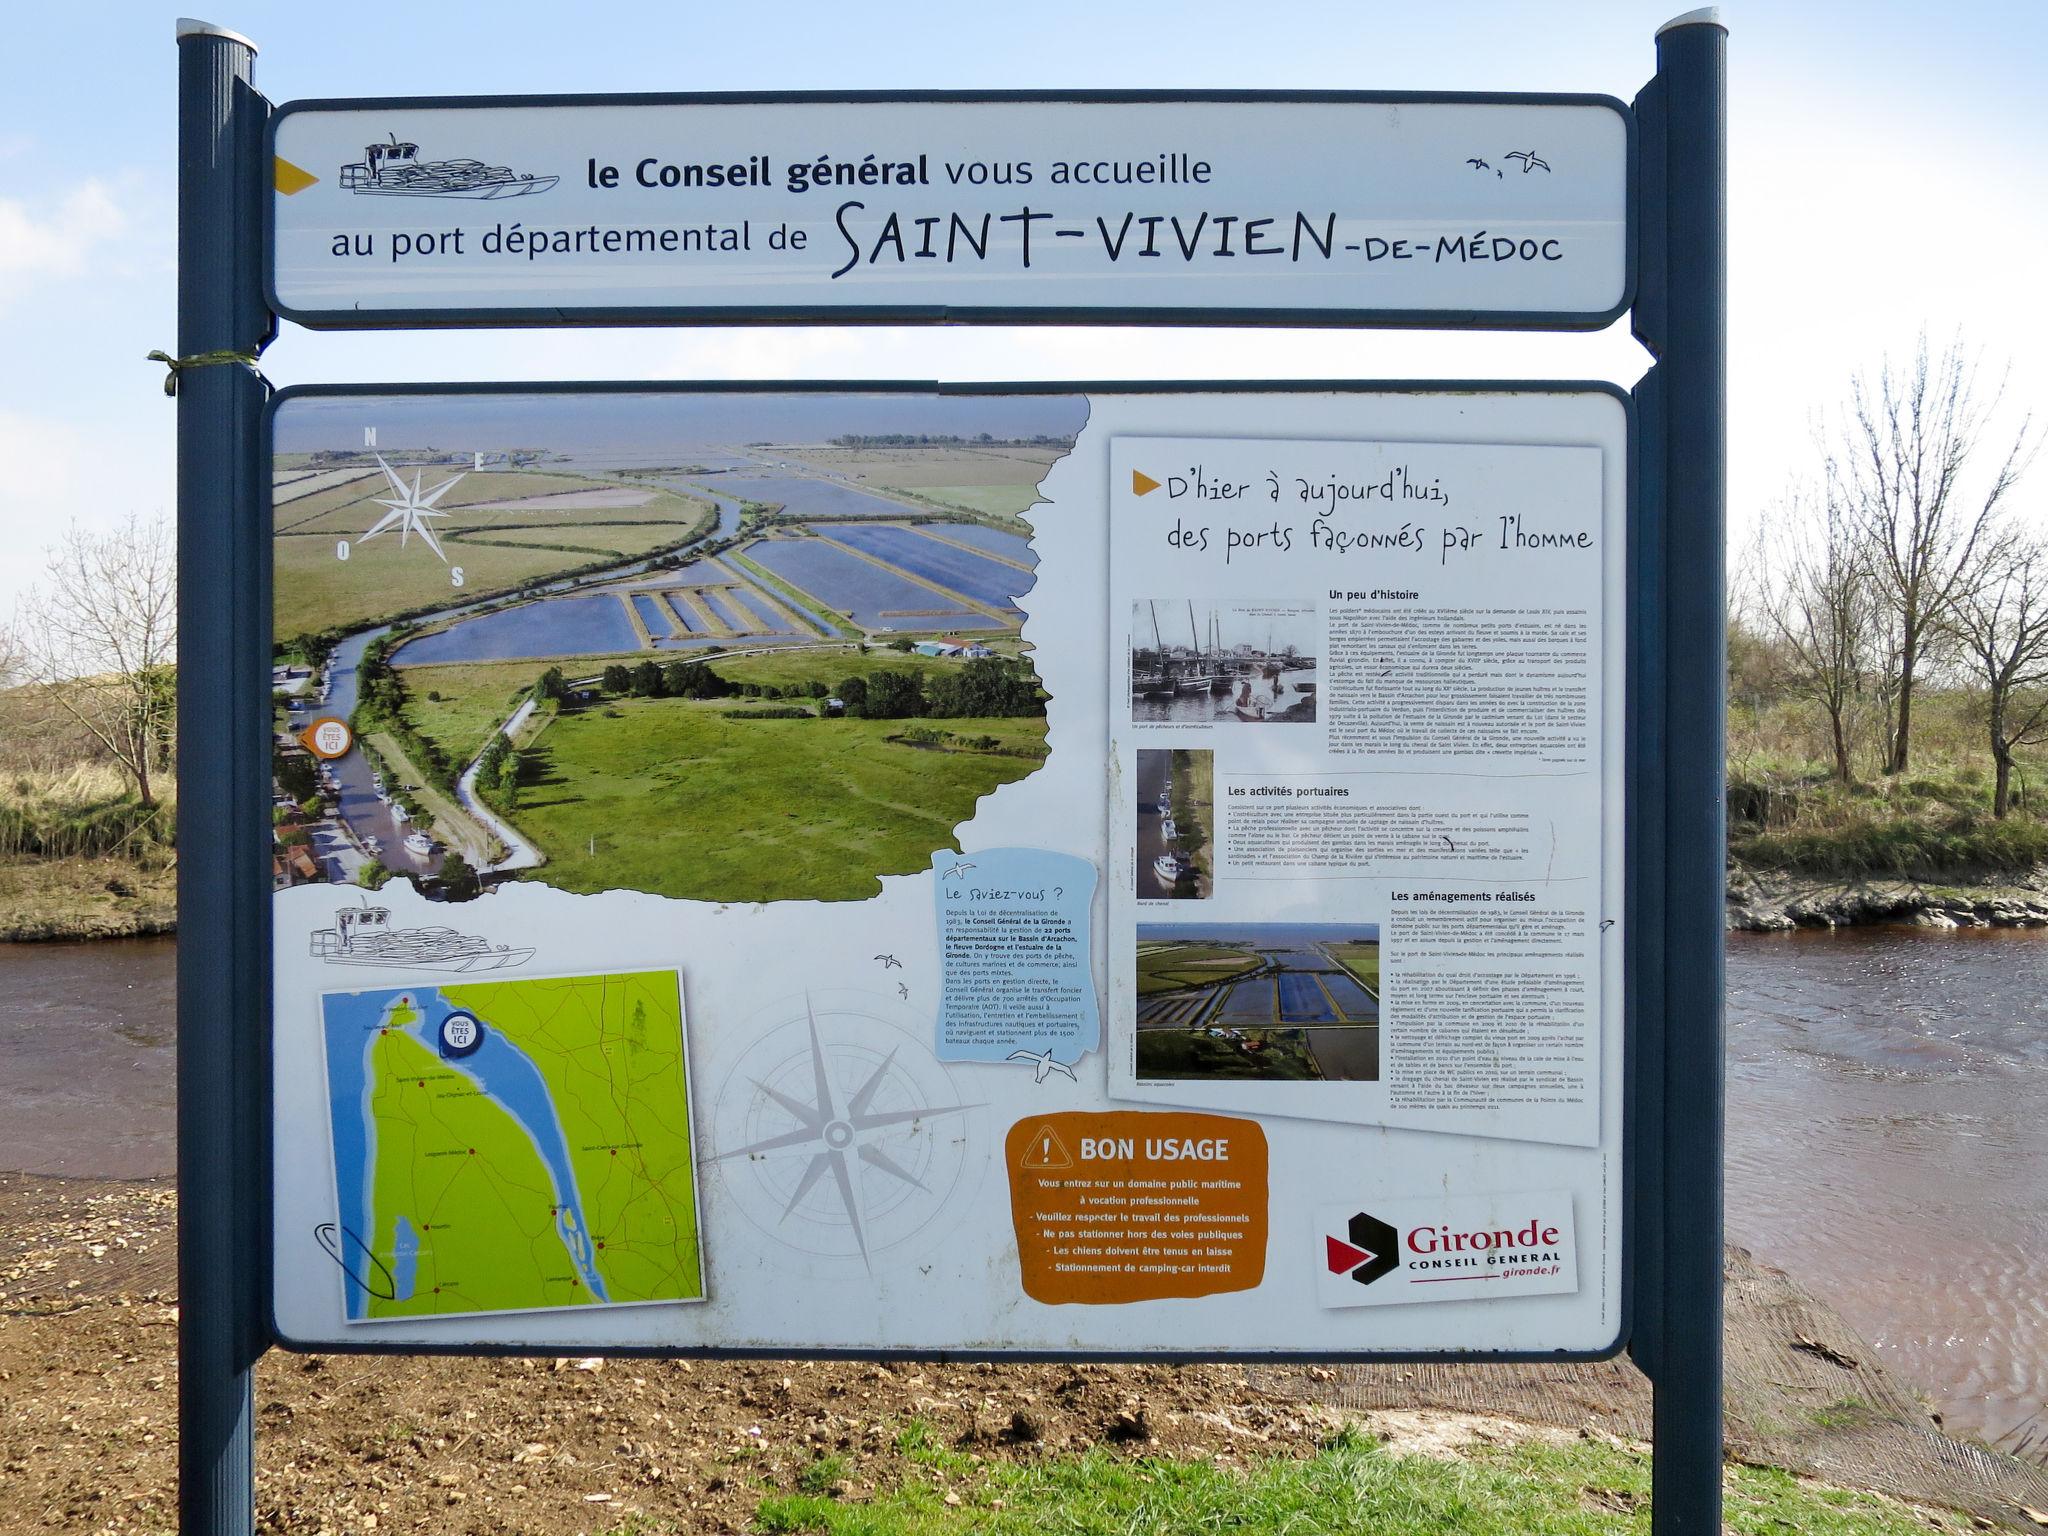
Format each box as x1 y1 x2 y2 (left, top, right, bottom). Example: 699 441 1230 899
1 926 2042 1455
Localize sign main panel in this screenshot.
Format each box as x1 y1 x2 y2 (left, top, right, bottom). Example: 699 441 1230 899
269 96 1631 326
268 384 1627 1355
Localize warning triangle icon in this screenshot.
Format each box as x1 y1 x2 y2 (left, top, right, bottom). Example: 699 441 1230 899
1020 1127 1074 1170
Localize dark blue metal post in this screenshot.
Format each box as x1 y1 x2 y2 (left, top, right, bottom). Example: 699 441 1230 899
176 18 272 1536
1629 10 1727 1534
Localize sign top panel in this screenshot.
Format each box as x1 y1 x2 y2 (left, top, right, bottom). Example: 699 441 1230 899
268 92 1632 330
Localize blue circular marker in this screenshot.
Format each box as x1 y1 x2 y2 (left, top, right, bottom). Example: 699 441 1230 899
438 1010 485 1059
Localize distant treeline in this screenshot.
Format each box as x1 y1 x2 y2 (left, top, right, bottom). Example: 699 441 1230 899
597 656 1046 720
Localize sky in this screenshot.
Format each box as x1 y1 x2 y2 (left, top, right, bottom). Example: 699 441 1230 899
1 1 2044 615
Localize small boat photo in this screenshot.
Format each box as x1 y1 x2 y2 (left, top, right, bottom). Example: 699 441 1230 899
1153 851 1196 887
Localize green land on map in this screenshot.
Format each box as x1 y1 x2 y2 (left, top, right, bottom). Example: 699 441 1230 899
353 971 702 1321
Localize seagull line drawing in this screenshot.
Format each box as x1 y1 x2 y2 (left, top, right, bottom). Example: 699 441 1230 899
711 999 980 1269
1503 151 1552 174
1006 1047 1078 1084
360 453 465 562
939 861 977 880
873 954 902 970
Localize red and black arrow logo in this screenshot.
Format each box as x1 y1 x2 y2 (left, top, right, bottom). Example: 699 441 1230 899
1325 1211 1399 1286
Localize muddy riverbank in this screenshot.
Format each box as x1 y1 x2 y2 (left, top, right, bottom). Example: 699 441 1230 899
1726 861 2048 931
0 858 175 944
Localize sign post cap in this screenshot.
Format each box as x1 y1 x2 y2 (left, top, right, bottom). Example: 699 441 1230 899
1656 7 1724 35
175 17 258 52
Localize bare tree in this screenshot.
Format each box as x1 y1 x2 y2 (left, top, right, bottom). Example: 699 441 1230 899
1834 331 2035 774
1947 537 2048 817
1755 487 1874 782
12 513 177 806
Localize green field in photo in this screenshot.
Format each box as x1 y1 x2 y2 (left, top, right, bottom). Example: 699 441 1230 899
513 702 1045 901
890 483 1044 519
1135 943 1263 995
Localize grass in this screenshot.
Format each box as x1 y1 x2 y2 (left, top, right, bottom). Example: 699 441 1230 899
505 698 1046 902
0 762 174 859
1727 687 2048 879
398 663 550 767
1135 943 1263 995
385 645 1052 901
751 1426 1947 1536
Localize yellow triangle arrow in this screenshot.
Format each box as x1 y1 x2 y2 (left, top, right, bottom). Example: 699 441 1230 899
1132 470 1161 496
274 156 318 195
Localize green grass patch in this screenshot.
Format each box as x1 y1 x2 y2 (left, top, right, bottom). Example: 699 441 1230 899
1134 943 1263 996
397 663 550 767
887 483 1043 518
1328 941 1382 994
754 1427 1944 1536
508 699 1045 902
1732 810 2048 878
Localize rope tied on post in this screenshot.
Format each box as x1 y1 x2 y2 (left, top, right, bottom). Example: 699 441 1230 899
146 347 269 397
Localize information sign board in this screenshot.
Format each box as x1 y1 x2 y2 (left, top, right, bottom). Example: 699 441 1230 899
267 381 1628 1356
267 95 1632 328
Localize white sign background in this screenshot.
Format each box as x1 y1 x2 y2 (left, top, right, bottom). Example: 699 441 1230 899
269 387 1628 1357
270 97 1630 323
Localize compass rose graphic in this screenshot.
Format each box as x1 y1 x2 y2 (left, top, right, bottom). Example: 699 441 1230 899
712 996 984 1270
358 453 465 562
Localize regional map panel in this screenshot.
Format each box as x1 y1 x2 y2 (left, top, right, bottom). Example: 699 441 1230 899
270 98 1629 321
267 384 1626 1356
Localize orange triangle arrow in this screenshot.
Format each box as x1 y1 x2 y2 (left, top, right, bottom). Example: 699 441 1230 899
274 156 319 195
1132 470 1160 497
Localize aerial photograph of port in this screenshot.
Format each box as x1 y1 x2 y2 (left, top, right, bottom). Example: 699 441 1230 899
1136 748 1213 899
1130 600 1318 724
1135 922 1380 1082
270 390 1081 905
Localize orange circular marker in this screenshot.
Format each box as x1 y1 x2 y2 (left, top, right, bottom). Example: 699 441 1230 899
300 716 353 759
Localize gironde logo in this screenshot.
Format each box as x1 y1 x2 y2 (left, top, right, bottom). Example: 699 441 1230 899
1324 1210 1399 1287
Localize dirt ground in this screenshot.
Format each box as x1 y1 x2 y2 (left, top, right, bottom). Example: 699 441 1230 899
5 1174 2046 1535
0 1176 1362 1535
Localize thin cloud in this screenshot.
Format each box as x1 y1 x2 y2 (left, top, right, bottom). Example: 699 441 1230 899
0 180 125 288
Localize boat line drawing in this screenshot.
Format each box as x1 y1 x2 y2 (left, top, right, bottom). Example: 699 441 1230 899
309 903 535 971
341 135 559 200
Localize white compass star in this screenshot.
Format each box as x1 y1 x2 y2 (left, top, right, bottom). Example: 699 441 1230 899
360 454 464 563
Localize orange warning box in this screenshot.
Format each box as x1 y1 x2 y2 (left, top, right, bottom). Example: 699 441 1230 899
1005 1110 1267 1305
